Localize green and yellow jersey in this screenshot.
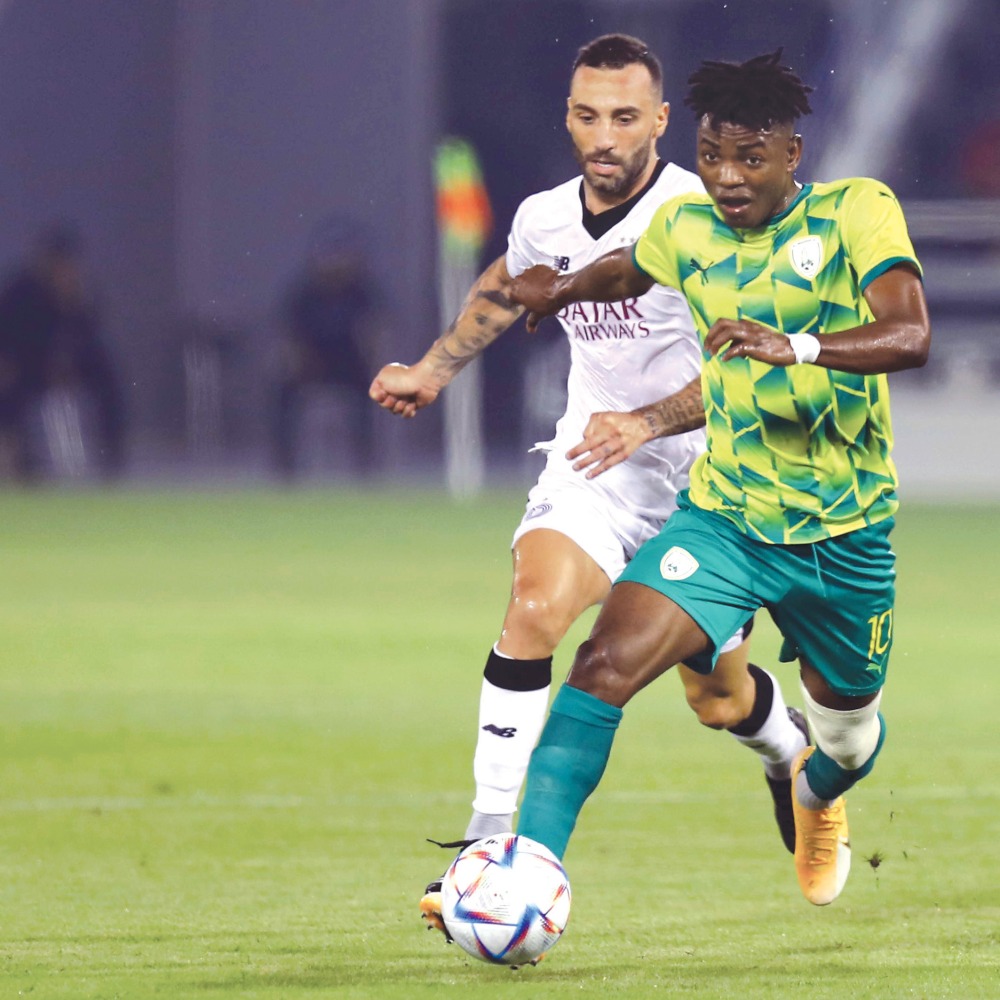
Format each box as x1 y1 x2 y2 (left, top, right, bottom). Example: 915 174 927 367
633 177 921 545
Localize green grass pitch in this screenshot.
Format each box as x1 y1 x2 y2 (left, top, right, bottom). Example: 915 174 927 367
0 487 996 998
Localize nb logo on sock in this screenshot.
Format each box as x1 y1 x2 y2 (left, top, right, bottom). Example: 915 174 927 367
482 724 517 738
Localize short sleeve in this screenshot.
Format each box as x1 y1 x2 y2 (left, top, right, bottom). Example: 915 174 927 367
505 199 534 278
633 198 682 290
841 179 922 291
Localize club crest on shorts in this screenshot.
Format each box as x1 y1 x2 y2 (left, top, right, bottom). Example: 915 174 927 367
659 546 699 580
788 236 823 280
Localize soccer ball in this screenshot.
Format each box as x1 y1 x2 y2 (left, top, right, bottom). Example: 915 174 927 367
441 833 571 966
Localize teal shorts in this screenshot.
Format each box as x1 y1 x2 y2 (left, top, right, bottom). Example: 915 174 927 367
618 491 896 697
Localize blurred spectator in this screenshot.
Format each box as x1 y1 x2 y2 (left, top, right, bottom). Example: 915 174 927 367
0 224 126 480
271 216 380 479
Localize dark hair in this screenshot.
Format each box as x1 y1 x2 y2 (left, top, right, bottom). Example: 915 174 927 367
684 49 812 130
573 34 662 90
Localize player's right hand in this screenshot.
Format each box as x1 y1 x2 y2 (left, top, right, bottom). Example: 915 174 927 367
509 265 566 333
567 410 651 478
368 362 441 418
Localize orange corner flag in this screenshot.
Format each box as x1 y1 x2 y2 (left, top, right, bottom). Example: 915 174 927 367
435 138 493 259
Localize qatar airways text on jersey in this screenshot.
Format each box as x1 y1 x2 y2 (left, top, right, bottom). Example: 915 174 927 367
558 299 650 340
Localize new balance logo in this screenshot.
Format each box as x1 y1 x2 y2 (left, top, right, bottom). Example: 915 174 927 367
552 255 570 272
482 724 517 738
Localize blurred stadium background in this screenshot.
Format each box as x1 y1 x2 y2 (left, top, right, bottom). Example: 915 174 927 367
0 0 997 495
1 5 998 994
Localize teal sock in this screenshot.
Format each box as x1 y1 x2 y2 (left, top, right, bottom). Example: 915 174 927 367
806 712 887 799
517 684 622 860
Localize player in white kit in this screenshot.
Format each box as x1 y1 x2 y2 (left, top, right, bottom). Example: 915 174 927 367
369 34 808 937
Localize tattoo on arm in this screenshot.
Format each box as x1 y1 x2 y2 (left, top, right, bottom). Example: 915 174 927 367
478 288 516 310
637 377 705 438
424 257 524 381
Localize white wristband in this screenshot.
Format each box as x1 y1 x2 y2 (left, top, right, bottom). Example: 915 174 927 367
788 333 821 365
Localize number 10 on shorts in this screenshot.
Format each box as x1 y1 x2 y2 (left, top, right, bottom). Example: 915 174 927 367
867 609 893 662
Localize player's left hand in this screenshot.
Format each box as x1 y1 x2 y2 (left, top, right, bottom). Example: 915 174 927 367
567 410 651 478
704 318 796 365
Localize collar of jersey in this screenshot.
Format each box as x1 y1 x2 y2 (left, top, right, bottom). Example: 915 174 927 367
578 160 667 240
713 182 813 240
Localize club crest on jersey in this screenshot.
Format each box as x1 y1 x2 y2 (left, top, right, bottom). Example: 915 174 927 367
659 546 699 581
788 236 823 280
551 255 570 272
526 502 553 520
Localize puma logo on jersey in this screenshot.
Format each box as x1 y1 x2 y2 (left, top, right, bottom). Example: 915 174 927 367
689 258 715 284
482 724 517 738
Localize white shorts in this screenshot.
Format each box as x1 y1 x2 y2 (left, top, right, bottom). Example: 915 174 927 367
511 468 746 655
511 467 665 585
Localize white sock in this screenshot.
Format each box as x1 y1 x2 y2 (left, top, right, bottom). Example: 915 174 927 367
467 651 550 836
729 667 808 780
464 810 514 842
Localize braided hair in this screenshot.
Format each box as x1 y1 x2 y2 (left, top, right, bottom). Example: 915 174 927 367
684 50 813 130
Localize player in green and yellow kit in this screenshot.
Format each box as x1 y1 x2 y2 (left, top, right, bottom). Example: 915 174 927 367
509 51 931 908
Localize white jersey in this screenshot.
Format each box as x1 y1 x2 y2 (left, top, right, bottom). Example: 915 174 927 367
506 162 706 524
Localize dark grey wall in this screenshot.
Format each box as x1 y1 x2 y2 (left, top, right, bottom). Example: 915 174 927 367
1 0 994 479
173 0 441 467
175 1 437 326
0 0 440 463
0 0 177 442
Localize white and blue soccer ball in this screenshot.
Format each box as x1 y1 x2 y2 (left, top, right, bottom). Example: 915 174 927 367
441 833 571 966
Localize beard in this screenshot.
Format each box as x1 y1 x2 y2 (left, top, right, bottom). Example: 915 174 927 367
573 138 653 200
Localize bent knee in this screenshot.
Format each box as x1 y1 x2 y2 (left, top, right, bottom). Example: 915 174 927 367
803 687 884 771
685 691 746 730
682 670 754 730
566 638 637 706
504 591 574 652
